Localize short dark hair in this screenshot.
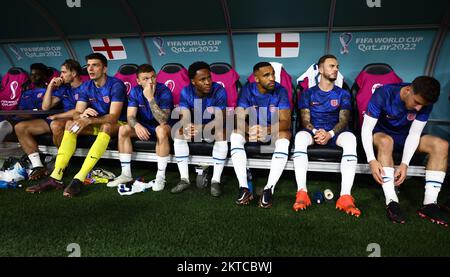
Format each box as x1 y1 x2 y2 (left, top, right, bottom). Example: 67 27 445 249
188 61 210 79
30 63 49 76
253 62 272 74
137 64 155 76
317 54 337 67
85 52 108 67
411 76 440 104
62 59 82 76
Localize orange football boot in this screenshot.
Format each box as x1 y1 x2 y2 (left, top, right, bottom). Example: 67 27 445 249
336 194 361 217
293 189 311 211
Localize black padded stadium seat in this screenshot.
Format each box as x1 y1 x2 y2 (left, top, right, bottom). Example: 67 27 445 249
210 62 232 74
160 63 185 73
8 67 28 75
35 134 118 150
132 140 158 153
117 64 138 75
307 145 343 162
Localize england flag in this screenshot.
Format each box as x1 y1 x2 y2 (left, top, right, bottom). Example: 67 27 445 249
89 38 127 60
257 33 300 58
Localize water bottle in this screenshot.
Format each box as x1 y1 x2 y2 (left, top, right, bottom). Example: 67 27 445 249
247 168 253 194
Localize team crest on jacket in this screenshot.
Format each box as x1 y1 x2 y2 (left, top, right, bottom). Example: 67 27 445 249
103 96 110 103
330 99 338 107
407 112 416 121
37 93 43 98
269 105 276 113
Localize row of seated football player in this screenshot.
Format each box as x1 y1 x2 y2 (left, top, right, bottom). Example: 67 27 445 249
11 53 450 226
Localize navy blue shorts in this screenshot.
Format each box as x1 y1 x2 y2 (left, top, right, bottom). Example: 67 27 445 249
140 123 157 138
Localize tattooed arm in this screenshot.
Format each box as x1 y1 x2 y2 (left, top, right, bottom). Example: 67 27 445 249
300 108 315 131
331 109 350 135
127 106 138 128
149 98 170 125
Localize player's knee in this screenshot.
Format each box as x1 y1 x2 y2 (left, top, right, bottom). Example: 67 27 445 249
14 122 26 134
65 120 73 130
156 125 169 141
100 123 112 134
294 131 311 149
50 120 65 134
341 132 356 145
433 138 449 155
377 135 394 151
118 124 132 138
230 132 245 146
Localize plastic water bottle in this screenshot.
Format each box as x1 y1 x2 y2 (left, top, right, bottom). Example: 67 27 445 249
247 168 253 194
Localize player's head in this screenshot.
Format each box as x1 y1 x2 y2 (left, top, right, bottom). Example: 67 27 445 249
318 54 339 82
60 59 82 84
85 53 108 81
404 76 440 111
136 64 156 87
30 63 49 86
188 61 211 95
253 62 275 92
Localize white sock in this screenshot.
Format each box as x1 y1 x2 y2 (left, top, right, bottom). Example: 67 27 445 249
264 138 290 193
212 141 228 183
0 120 13 142
230 133 248 188
337 132 357 196
382 167 398 205
28 152 43 168
119 153 132 178
423 170 445 205
174 138 190 181
293 131 313 192
156 155 170 181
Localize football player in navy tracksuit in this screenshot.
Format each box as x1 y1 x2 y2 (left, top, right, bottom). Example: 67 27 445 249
292 55 360 217
231 62 291 208
362 76 448 226
107 64 173 191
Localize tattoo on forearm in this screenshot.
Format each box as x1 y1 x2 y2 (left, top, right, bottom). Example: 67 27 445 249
128 117 138 128
149 98 170 124
332 109 350 134
300 109 314 130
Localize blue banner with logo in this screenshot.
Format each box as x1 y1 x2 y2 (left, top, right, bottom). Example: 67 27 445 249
2 41 70 71
330 30 436 84
146 35 231 72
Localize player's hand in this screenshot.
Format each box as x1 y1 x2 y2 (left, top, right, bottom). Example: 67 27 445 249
183 123 198 139
257 125 269 141
68 118 90 135
248 125 259 142
143 79 156 100
394 163 408 186
314 129 326 144
48 77 63 89
80 108 98 118
134 123 151 141
47 115 56 121
369 160 385 185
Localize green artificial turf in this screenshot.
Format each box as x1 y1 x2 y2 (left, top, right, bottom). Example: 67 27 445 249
0 157 448 257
